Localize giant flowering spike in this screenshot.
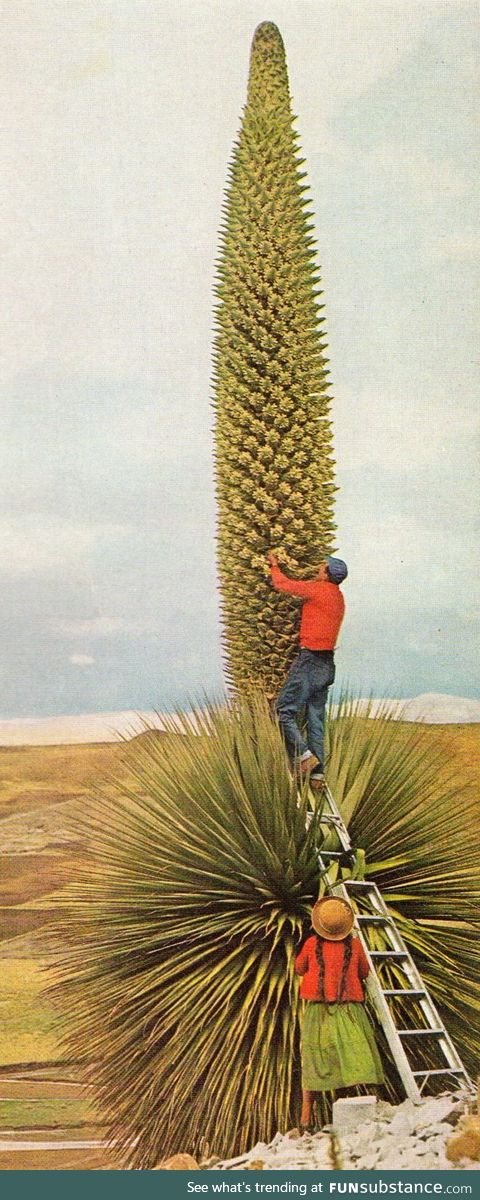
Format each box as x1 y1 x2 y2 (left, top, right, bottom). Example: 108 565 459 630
213 21 337 697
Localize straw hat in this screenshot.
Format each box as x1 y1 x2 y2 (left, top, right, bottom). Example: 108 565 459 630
311 896 354 941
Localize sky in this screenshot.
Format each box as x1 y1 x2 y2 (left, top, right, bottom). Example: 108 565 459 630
1 0 479 717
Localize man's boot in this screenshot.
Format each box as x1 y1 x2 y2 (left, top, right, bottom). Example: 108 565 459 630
297 752 320 779
309 770 326 793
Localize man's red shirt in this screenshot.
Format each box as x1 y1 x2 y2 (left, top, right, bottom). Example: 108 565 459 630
295 935 370 1002
270 565 345 650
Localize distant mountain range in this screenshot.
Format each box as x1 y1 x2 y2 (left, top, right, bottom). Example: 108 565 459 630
393 693 480 724
0 692 479 745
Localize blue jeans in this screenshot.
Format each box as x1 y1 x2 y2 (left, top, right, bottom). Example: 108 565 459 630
275 649 335 769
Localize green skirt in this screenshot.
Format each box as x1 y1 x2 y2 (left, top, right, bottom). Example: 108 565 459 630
301 1001 385 1092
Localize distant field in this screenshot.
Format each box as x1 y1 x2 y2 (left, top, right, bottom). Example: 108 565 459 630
0 1097 95 1130
1 722 478 815
416 723 480 775
0 741 124 818
0 960 58 1068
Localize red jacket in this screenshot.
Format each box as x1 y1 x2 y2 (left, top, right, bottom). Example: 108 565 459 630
270 566 344 650
295 935 370 1003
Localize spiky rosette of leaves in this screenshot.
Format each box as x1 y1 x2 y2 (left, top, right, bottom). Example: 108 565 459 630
47 697 322 1168
213 21 336 697
47 698 479 1165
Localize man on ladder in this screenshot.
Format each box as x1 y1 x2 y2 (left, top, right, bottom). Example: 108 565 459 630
267 550 348 791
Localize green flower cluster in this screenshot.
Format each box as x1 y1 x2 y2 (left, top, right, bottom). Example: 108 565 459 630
213 22 337 697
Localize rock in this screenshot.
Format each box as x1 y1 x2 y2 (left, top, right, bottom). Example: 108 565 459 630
447 1117 480 1163
389 1109 415 1136
377 1153 408 1170
411 1140 431 1156
427 1121 457 1137
247 1141 268 1157
377 1100 400 1117
378 1134 409 1152
206 1091 475 1174
332 1094 378 1134
313 1144 334 1167
211 1153 250 1169
414 1095 461 1131
419 1153 441 1169
155 1153 199 1169
199 1155 221 1169
355 1152 380 1170
394 1098 417 1116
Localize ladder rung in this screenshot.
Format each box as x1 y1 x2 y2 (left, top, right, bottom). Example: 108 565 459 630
356 915 389 924
398 1029 443 1037
383 988 426 997
343 880 375 889
370 950 408 959
413 1069 464 1078
318 851 345 860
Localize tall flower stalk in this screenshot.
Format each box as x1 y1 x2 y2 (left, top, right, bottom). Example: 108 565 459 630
213 22 336 697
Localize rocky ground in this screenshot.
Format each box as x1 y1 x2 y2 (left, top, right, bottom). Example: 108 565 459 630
200 1094 480 1172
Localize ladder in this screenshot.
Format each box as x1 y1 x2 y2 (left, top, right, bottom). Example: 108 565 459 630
308 783 473 1104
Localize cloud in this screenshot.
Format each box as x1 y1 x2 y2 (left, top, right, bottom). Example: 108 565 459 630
69 654 95 666
53 616 158 638
0 517 96 576
431 232 480 261
335 504 479 618
333 383 478 473
291 2 433 106
311 128 470 206
364 143 469 209
0 517 131 577
0 0 435 382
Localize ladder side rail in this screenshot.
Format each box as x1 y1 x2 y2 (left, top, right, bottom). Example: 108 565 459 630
362 908 456 1039
322 785 352 851
331 878 423 1103
356 886 450 1019
311 783 473 1094
316 834 425 1097
353 884 472 1078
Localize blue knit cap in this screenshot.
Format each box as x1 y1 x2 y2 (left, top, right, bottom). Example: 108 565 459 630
327 556 348 584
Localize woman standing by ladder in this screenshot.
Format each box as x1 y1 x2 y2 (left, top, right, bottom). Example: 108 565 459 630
295 896 384 1130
